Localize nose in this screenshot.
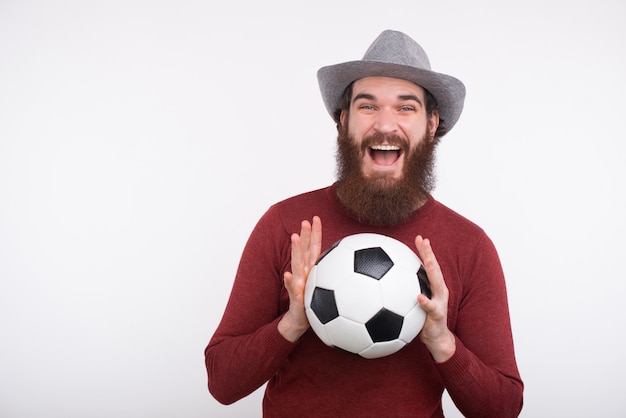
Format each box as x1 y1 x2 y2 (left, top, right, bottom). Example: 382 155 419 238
373 107 398 135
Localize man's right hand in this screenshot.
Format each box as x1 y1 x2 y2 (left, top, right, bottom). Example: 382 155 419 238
278 216 322 342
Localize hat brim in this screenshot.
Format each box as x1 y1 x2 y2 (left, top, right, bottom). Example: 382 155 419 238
317 60 466 133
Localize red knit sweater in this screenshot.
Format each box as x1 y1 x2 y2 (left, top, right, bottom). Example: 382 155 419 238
205 185 523 417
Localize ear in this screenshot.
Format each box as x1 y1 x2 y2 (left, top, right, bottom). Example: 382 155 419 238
339 109 347 128
428 111 440 137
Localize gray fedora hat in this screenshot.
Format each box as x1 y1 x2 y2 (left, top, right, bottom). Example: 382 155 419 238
317 30 466 134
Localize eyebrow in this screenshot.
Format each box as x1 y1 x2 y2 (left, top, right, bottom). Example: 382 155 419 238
353 93 377 102
352 93 423 107
398 94 424 107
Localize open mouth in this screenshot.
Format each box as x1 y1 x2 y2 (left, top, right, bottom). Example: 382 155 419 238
368 145 402 166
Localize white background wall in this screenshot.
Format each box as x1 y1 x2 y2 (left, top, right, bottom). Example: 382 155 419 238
1 0 625 417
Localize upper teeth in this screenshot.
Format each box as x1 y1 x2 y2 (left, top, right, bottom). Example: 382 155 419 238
371 145 400 151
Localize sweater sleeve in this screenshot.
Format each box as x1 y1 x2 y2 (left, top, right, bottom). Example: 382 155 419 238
204 206 296 405
435 234 524 417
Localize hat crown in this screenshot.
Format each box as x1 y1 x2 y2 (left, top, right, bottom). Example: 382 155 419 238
362 30 431 70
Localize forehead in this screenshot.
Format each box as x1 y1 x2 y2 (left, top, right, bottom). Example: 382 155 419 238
351 76 426 100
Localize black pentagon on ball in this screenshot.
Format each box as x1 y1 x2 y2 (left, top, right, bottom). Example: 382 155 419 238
417 265 432 299
365 308 404 342
354 247 394 280
310 287 339 324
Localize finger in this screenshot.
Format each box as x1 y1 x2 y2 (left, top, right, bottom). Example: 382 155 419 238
309 216 323 263
417 293 436 312
290 232 304 277
299 220 312 255
283 271 294 293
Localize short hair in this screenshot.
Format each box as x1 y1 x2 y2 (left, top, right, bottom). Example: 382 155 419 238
334 81 448 140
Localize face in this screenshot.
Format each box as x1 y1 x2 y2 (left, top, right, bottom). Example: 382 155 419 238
340 76 439 181
335 77 440 226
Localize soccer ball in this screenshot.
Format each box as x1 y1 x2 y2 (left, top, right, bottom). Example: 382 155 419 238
304 233 431 359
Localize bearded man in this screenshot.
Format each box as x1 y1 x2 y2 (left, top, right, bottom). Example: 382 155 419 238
205 30 524 417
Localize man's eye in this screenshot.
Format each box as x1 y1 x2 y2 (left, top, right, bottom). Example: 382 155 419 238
359 104 375 110
400 106 416 112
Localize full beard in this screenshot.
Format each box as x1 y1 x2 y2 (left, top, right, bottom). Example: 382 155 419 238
335 128 437 226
